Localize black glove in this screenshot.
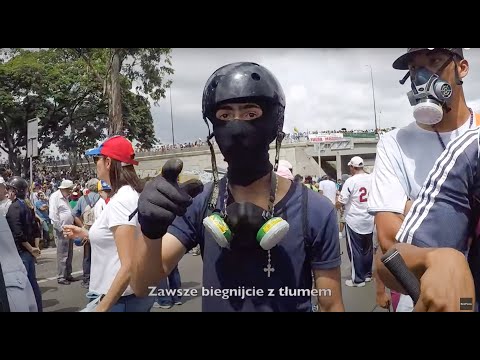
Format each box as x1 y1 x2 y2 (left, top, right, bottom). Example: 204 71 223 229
138 159 204 239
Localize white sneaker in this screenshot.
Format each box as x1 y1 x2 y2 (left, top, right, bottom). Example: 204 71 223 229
345 279 365 287
365 277 372 282
339 232 344 238
153 301 172 309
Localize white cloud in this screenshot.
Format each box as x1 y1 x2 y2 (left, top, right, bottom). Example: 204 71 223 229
289 85 308 103
152 48 480 144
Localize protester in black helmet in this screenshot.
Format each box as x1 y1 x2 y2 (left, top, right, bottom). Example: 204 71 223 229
5 176 43 312
131 62 344 312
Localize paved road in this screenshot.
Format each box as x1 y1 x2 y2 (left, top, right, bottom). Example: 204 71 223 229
39 236 387 312
38 245 203 312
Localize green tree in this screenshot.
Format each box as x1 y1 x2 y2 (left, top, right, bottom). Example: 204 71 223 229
69 48 174 135
123 91 157 149
0 49 161 176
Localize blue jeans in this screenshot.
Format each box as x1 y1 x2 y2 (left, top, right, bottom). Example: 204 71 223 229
19 251 42 312
109 294 154 312
156 265 182 305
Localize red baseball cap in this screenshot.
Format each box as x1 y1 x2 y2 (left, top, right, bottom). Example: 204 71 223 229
85 135 139 166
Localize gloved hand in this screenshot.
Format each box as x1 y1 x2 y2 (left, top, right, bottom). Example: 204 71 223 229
138 159 204 239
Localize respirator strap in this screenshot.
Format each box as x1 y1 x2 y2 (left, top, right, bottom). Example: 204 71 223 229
301 184 312 264
204 117 220 211
274 129 285 172
265 171 278 220
431 56 456 114
399 71 410 85
400 54 455 85
267 124 284 218
435 56 455 114
454 62 463 86
436 55 454 75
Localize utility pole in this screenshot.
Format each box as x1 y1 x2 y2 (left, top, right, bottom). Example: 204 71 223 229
366 65 378 135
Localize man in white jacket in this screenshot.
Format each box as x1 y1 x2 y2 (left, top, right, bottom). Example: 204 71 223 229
49 179 75 285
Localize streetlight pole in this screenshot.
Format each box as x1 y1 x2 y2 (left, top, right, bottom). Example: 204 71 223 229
366 65 378 134
169 86 175 145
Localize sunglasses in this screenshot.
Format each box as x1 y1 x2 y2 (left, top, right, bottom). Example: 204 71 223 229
93 156 103 164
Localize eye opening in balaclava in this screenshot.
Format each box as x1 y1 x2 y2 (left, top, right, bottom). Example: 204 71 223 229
212 97 278 142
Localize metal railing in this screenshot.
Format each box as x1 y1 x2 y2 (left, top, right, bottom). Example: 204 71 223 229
40 134 379 168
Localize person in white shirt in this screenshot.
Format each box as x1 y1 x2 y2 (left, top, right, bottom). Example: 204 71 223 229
367 48 480 312
63 135 154 312
318 176 337 205
0 178 12 217
49 179 75 285
337 156 374 287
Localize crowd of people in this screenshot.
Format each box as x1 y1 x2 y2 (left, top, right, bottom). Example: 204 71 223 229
0 133 191 312
0 128 391 175
1 48 478 313
0 170 113 311
0 162 96 189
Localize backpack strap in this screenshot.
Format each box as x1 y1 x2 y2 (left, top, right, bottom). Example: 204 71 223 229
302 184 312 264
200 181 221 241
83 195 100 215
91 195 101 208
84 195 91 208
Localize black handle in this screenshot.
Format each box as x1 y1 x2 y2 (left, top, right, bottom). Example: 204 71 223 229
381 248 421 305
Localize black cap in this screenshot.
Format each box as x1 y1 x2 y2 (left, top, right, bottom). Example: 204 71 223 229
392 48 464 70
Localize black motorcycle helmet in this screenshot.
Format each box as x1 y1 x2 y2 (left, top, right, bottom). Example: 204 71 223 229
202 62 286 143
7 176 28 199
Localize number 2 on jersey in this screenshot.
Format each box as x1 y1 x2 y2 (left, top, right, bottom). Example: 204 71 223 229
359 187 368 203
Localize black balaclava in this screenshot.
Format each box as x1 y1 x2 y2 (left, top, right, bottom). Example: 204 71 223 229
212 99 281 186
202 62 286 187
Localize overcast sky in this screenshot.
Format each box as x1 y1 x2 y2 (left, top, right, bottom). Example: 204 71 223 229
152 48 480 145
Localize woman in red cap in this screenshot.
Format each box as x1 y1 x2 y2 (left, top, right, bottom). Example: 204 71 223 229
64 135 154 312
